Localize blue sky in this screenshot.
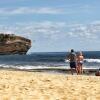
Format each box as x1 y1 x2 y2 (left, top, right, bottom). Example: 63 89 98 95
0 0 100 53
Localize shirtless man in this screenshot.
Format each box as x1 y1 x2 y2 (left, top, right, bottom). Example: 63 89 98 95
67 49 78 75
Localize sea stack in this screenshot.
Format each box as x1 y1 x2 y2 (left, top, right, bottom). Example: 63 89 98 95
0 33 31 55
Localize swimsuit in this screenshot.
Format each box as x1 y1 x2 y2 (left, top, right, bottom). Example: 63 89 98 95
79 61 83 64
77 61 83 65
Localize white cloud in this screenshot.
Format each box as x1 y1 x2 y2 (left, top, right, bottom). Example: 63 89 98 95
0 21 100 42
66 23 100 40
0 7 63 15
0 3 97 16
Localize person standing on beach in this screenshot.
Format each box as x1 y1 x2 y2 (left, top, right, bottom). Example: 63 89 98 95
77 51 84 74
67 49 78 75
95 68 100 76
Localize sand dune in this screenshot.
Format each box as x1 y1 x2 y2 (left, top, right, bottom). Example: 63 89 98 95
0 70 99 100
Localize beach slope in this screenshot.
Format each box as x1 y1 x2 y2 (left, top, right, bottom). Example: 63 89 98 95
0 70 100 100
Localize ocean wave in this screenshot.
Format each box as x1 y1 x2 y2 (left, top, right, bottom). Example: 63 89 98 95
84 59 100 63
65 59 100 63
0 64 68 70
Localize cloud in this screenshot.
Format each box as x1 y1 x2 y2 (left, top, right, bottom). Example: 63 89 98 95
0 3 98 16
68 25 98 39
0 7 63 15
0 21 100 42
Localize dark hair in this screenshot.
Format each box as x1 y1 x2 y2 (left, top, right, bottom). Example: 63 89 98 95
71 49 74 52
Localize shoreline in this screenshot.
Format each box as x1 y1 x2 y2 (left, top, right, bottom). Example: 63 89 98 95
0 67 98 76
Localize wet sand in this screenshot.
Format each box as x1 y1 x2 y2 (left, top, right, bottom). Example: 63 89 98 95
0 70 100 100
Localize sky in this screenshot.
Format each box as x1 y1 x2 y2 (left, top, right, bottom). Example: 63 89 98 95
0 0 100 53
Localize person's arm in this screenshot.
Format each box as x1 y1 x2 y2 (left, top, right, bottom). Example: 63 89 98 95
82 56 84 61
67 53 71 61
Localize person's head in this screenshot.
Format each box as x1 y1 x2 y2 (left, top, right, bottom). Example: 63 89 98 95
71 49 74 53
78 51 83 56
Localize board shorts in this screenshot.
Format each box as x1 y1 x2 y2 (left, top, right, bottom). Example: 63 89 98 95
70 62 77 68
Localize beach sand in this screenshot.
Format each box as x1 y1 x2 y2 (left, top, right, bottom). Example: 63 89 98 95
0 70 99 100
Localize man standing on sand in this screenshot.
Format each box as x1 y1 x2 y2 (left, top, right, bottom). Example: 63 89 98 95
67 49 78 75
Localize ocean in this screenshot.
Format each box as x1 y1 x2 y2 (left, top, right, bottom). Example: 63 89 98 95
0 51 100 70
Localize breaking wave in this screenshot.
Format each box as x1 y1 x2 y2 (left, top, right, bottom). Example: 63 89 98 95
85 59 100 63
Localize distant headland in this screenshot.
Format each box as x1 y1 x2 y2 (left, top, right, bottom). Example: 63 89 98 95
0 33 31 55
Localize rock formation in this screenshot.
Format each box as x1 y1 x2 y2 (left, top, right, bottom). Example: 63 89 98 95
0 33 31 55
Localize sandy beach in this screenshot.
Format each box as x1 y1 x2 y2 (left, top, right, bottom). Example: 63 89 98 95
0 70 99 100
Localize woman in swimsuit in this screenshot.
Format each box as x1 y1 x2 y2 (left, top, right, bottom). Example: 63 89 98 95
77 52 84 74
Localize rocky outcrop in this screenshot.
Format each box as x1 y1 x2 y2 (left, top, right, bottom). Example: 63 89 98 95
0 34 31 55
